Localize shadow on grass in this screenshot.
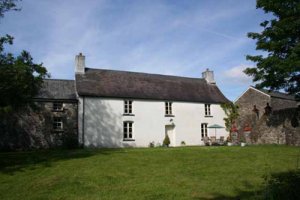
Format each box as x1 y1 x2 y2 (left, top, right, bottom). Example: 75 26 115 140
200 169 300 200
0 148 124 175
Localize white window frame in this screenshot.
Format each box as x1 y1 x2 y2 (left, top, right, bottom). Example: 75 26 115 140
124 100 133 114
123 121 134 140
53 102 63 111
205 104 211 116
165 102 172 115
201 123 208 139
53 117 63 130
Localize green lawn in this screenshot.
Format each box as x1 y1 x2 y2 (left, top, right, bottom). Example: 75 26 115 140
0 146 299 199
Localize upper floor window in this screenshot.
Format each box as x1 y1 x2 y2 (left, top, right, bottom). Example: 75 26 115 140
53 102 63 111
53 117 63 130
124 100 133 114
123 121 134 140
205 104 211 116
165 102 172 115
201 123 208 139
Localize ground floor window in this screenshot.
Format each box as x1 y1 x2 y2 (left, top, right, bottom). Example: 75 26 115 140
123 121 133 140
201 123 208 139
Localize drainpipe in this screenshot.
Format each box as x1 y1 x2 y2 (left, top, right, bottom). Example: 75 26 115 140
82 96 85 147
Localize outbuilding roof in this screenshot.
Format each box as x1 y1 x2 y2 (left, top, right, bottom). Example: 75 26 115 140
258 88 296 101
75 68 230 103
35 79 77 100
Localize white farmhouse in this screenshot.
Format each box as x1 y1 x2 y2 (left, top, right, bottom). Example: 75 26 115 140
75 53 230 148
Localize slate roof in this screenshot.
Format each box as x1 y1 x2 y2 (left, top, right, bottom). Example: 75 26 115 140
257 87 296 101
35 79 77 100
75 68 230 103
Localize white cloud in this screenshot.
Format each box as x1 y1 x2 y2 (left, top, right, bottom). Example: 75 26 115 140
224 65 254 83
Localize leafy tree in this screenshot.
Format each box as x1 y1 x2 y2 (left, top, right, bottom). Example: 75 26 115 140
0 0 20 17
245 0 300 97
0 0 48 113
220 103 239 132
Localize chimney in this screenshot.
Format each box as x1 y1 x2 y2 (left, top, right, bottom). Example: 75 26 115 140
75 53 85 74
202 68 216 84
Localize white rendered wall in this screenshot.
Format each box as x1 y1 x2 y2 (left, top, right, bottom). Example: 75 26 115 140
79 97 229 148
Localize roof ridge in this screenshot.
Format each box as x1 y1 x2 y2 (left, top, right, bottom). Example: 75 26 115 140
85 67 205 81
44 78 75 82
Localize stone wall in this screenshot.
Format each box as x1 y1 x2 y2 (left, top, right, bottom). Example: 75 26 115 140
235 87 300 146
235 87 270 130
251 108 300 146
0 101 78 150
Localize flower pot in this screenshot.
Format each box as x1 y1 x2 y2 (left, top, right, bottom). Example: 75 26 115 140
227 142 233 146
241 142 246 147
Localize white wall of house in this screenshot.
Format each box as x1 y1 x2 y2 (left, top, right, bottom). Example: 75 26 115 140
79 97 229 148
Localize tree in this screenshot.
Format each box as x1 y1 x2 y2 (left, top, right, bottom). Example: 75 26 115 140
0 0 20 17
245 0 300 97
0 0 48 113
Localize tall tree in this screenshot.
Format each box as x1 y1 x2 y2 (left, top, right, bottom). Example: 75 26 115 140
0 0 49 113
245 0 300 97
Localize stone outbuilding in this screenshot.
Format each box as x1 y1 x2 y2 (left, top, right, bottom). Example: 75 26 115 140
234 86 299 145
0 79 78 150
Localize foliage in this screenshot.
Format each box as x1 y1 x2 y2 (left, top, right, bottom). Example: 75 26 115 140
180 141 186 146
264 169 300 199
0 0 20 18
245 0 300 97
148 141 155 148
0 36 48 113
163 134 170 147
0 0 48 114
220 102 239 132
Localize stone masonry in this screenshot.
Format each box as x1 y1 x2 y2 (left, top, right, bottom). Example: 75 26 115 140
0 101 78 150
235 87 299 146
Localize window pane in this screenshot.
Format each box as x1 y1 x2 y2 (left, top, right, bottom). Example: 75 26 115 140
129 133 132 138
124 133 127 138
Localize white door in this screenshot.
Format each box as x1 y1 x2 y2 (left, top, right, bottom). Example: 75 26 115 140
165 125 175 147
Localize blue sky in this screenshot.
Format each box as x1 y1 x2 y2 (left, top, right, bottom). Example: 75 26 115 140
0 0 270 100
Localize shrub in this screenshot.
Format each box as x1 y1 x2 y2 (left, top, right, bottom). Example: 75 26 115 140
148 141 155 148
264 169 300 199
181 141 186 146
163 134 170 147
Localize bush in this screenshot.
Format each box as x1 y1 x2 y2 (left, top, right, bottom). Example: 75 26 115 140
148 141 155 148
181 141 186 146
264 169 300 199
163 134 170 147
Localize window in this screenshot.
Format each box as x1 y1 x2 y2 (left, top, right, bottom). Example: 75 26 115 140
123 121 134 140
53 117 63 130
165 102 172 115
124 100 133 114
53 102 63 111
205 104 211 116
201 123 208 139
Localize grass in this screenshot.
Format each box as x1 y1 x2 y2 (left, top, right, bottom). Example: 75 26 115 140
0 145 299 199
